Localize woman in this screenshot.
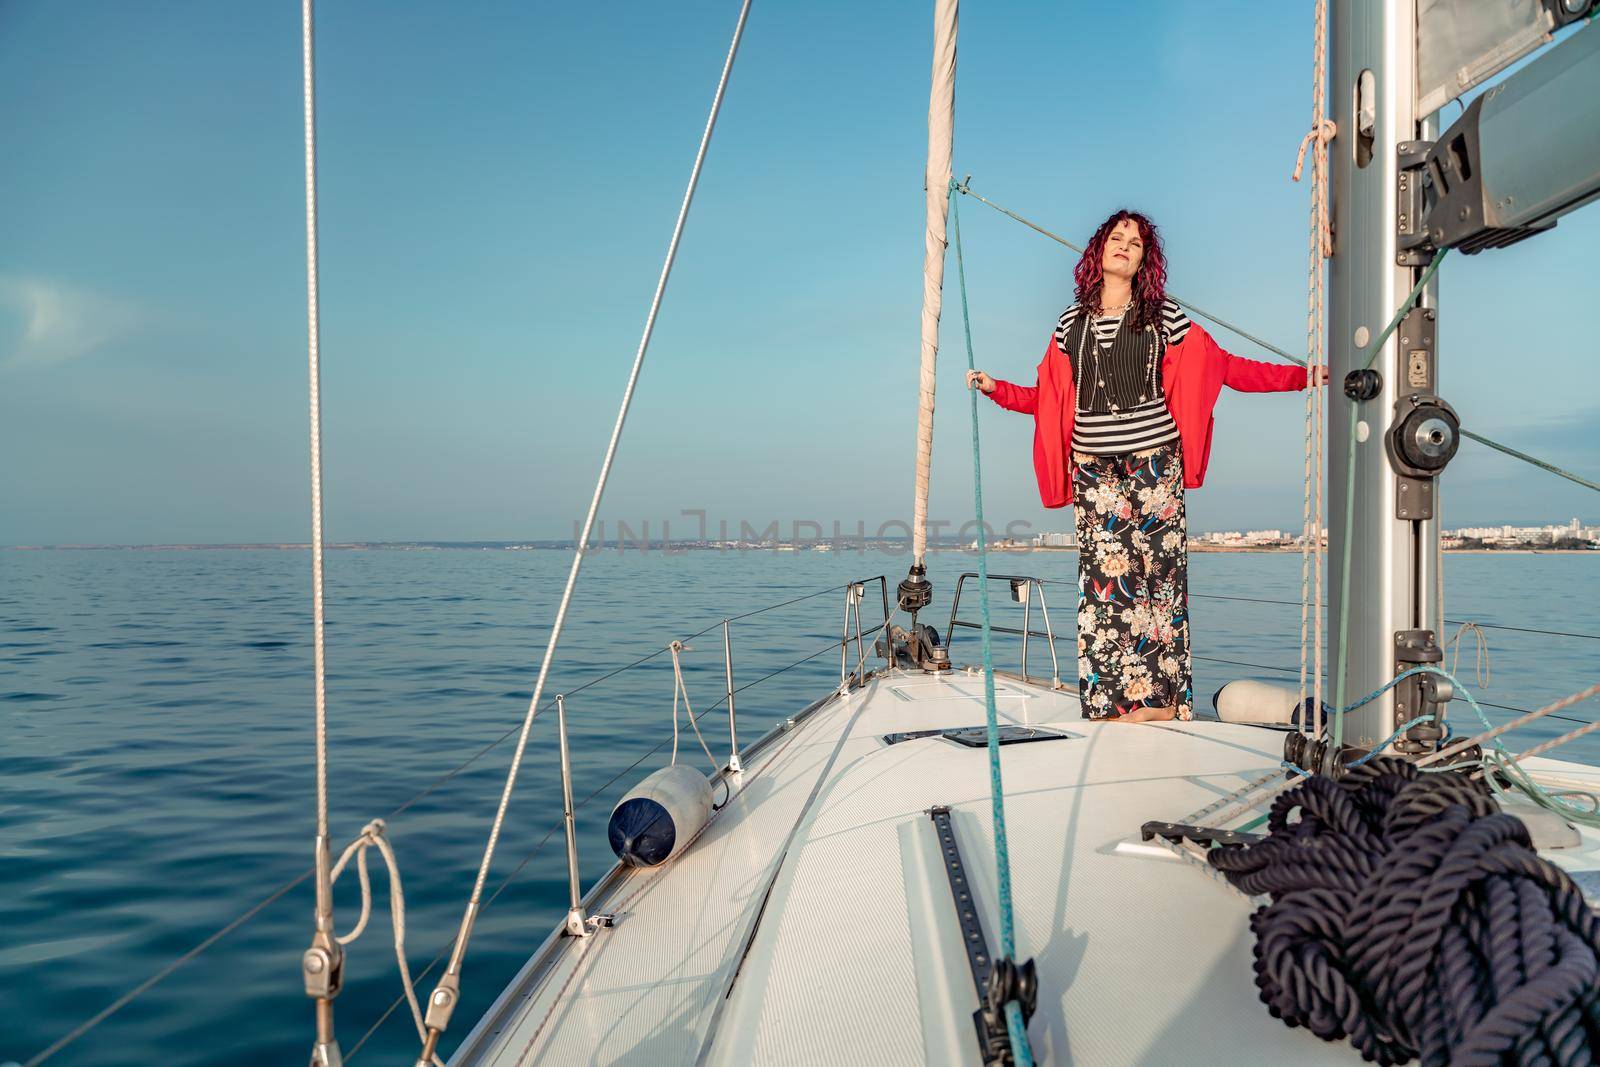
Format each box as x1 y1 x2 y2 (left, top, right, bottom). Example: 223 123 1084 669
967 210 1325 722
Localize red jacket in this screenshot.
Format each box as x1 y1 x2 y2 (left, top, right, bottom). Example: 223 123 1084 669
987 321 1307 508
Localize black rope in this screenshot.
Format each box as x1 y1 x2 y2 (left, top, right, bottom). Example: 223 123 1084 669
1209 757 1600 1065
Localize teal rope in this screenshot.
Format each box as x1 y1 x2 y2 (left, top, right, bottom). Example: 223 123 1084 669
949 180 1035 1067
1331 251 1450 750
1359 253 1447 371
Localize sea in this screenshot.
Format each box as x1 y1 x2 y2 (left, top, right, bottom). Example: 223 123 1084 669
4 546 1598 1066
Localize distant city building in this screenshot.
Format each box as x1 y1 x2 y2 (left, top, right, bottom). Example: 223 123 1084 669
1179 519 1595 550
1447 519 1598 546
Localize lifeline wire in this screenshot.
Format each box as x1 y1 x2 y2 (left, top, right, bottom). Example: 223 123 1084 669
949 181 1036 1067
419 2 752 1056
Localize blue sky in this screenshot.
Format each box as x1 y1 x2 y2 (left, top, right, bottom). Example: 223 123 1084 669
2 1 1596 545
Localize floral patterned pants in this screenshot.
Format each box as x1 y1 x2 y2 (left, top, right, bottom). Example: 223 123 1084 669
1072 442 1194 720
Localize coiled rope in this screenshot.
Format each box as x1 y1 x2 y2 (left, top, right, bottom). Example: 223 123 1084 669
1209 757 1600 1066
950 180 1036 1067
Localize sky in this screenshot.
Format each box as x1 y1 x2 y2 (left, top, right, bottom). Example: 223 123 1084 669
2 1 1597 545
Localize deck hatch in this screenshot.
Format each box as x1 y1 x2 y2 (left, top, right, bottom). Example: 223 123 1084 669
882 724 1078 747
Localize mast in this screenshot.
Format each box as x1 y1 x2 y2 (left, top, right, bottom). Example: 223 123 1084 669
899 0 957 628
1326 0 1600 760
1326 0 1446 755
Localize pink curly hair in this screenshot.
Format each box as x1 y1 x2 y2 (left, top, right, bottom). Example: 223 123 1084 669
1073 209 1168 331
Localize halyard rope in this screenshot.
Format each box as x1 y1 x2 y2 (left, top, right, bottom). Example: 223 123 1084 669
950 180 1036 1067
417 2 753 1058
1295 0 1332 741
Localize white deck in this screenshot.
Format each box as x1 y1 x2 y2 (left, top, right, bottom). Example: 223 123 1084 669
451 668 1600 1066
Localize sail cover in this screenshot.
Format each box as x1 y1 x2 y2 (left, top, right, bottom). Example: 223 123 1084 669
912 0 957 565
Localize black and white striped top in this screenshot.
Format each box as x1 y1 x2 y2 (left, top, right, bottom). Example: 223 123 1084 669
1054 299 1192 353
1054 299 1192 456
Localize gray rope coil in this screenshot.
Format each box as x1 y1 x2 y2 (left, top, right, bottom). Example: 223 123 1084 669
1208 757 1600 1065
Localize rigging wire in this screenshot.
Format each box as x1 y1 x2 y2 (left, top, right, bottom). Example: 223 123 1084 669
415 8 752 1048
954 179 1600 498
1460 428 1600 494
297 4 352 1062
954 178 1307 368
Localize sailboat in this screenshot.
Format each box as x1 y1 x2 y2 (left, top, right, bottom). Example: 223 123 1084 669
18 3 1600 1066
310 2 1597 1064
290 1 1600 1066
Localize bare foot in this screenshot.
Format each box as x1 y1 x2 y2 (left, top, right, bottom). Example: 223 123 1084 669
1114 705 1178 723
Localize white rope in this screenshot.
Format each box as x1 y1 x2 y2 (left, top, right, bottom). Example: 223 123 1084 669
1171 770 1283 826
1480 716 1600 771
1295 0 1332 740
668 640 719 771
422 1 753 1043
328 821 444 1067
1447 621 1491 688
910 0 957 566
1201 771 1312 832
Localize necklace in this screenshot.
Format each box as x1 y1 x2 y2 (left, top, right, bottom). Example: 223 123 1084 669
1074 303 1161 421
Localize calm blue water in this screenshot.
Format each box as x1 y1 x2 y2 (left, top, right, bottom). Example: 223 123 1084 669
3 547 1598 1066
